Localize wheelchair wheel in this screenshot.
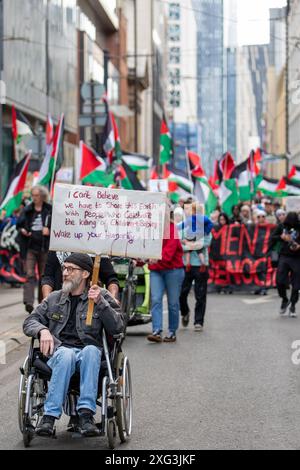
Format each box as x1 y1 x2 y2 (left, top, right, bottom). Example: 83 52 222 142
107 419 117 449
19 369 45 447
116 353 132 442
18 356 29 433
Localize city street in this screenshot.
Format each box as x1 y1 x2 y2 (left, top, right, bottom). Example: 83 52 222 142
1 290 300 450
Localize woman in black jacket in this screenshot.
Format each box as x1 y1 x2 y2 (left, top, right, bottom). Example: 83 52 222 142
270 212 300 317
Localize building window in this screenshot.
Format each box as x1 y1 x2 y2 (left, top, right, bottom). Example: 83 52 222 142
168 24 180 42
169 47 180 64
169 68 180 86
169 3 180 21
169 90 181 108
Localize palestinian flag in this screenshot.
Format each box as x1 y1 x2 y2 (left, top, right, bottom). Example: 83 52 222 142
192 164 217 215
11 106 34 144
121 152 152 171
0 152 31 217
232 159 251 201
277 177 300 197
117 159 146 191
187 150 201 170
150 166 159 180
211 160 220 187
248 149 263 193
219 179 239 216
38 114 64 188
102 98 122 165
37 114 54 186
79 141 113 187
219 152 236 180
160 119 172 165
217 153 238 215
288 165 300 184
257 177 280 197
163 164 193 193
162 165 193 203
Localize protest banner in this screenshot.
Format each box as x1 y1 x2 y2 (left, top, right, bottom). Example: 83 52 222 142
209 224 277 290
50 184 167 323
50 184 167 259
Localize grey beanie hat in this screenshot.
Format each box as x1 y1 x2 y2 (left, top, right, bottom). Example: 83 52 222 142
64 253 93 274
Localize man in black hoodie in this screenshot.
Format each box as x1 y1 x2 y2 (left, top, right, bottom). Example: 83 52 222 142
270 212 300 317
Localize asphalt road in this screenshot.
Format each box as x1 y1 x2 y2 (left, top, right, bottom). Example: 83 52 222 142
1 291 300 450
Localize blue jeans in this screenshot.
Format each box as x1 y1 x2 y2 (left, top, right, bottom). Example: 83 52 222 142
45 345 102 418
150 268 185 334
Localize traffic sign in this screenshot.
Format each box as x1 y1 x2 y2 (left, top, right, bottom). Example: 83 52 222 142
80 82 106 101
79 115 106 127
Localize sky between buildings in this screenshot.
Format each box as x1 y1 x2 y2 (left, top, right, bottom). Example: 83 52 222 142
238 0 287 45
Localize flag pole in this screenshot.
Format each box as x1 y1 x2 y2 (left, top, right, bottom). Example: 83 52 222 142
86 254 101 326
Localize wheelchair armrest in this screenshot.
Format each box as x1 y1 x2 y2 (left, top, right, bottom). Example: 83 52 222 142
113 333 125 341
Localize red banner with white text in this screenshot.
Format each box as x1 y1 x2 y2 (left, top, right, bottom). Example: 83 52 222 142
209 224 277 290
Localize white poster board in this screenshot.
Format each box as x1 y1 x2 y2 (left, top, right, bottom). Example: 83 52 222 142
50 184 167 259
148 179 169 193
286 197 300 213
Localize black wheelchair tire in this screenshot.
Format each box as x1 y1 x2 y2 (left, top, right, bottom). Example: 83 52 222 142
107 419 117 449
116 353 132 441
23 429 33 448
116 352 127 442
18 356 29 433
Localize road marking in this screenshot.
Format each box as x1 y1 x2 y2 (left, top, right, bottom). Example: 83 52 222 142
242 297 275 305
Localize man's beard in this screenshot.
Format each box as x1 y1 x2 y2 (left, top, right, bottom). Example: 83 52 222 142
62 276 82 294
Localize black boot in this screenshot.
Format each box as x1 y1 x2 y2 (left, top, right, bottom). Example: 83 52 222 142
78 409 99 437
36 415 55 436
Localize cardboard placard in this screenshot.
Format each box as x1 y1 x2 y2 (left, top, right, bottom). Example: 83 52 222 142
50 184 167 259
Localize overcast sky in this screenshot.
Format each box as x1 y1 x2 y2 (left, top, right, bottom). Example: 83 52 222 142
237 0 287 45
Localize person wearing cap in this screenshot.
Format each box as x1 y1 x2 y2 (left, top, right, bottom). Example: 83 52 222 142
23 253 124 438
41 251 119 301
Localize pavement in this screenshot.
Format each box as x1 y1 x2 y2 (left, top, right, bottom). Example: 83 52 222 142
0 285 29 362
2 287 300 449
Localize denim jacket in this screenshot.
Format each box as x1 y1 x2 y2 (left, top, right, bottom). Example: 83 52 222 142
23 288 124 351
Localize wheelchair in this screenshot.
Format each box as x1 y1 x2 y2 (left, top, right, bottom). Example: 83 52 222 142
18 331 133 449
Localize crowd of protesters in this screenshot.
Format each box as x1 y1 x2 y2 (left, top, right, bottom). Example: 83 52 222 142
1 187 300 346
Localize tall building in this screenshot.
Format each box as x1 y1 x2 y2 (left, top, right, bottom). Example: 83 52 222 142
193 0 224 175
265 6 287 178
166 1 197 172
1 0 78 195
236 45 269 162
269 7 287 74
224 0 238 157
288 0 300 165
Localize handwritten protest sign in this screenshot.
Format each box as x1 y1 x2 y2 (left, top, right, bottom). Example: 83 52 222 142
50 184 167 259
286 197 300 213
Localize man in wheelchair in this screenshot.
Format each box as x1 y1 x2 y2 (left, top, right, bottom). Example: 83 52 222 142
23 253 124 438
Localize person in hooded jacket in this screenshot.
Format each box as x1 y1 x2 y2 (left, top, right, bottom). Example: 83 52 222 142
269 212 300 317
